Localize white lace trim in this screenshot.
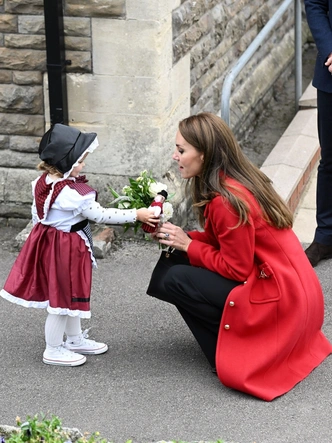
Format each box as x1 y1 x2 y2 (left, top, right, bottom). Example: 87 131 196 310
1 289 49 309
47 307 91 318
40 179 54 222
76 230 97 268
0 290 91 319
63 137 99 178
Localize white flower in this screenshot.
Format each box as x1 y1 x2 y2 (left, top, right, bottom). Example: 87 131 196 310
122 185 131 194
149 181 168 198
161 201 173 221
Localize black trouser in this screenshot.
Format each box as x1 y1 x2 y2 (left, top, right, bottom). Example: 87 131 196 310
153 263 240 368
315 90 332 244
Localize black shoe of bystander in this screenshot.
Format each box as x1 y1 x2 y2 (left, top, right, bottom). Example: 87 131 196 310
305 241 332 267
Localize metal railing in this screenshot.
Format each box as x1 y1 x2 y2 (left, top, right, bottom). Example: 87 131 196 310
221 0 302 127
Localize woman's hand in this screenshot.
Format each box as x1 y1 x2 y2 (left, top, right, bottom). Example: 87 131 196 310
157 221 192 252
136 208 159 227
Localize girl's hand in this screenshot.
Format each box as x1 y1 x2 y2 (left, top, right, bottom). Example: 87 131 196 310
136 208 160 227
156 221 192 252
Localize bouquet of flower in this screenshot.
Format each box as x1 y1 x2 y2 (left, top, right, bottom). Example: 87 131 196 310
109 170 174 233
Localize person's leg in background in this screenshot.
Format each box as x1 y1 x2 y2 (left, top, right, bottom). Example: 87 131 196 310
306 89 332 266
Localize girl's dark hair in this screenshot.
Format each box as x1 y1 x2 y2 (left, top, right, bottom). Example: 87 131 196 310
178 112 293 229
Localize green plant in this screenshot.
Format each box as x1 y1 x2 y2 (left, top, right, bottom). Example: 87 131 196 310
0 414 227 443
1 413 110 443
109 170 173 233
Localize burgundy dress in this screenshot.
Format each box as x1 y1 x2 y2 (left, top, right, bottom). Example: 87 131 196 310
0 173 136 319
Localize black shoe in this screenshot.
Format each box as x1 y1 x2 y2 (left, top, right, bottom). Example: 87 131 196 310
305 241 332 267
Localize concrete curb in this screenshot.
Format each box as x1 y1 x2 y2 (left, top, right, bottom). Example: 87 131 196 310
260 83 319 213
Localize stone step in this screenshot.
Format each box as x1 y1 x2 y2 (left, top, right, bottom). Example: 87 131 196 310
260 82 319 216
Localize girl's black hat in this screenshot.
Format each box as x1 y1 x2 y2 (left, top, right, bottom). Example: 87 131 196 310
39 124 97 174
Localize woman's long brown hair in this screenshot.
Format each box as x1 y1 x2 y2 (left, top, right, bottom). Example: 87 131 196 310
178 112 293 229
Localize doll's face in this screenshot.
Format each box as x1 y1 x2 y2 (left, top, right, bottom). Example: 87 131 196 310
155 195 165 203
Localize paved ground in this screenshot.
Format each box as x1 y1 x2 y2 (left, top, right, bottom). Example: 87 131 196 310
0 218 331 443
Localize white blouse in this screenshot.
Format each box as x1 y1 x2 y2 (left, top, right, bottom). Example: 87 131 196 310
31 175 137 232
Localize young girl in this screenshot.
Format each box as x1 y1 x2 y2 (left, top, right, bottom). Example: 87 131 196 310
0 123 158 367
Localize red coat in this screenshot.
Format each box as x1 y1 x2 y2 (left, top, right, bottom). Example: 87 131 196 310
187 178 332 401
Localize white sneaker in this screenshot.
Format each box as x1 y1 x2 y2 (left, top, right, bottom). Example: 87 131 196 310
43 344 86 367
64 330 108 355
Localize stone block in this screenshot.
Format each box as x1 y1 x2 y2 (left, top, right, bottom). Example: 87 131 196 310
4 33 45 49
65 36 91 52
65 0 125 18
92 17 172 77
0 135 9 149
15 219 33 249
13 70 42 85
91 225 115 258
63 115 162 176
0 14 18 32
0 84 43 114
66 73 170 116
160 54 191 160
260 163 302 203
173 13 212 63
0 216 29 228
64 17 91 37
0 167 37 204
5 0 44 15
0 202 32 219
299 83 317 109
18 15 44 34
172 0 219 39
127 0 181 20
9 135 39 152
0 48 46 70
263 134 319 170
0 113 44 135
66 50 91 72
2 149 38 168
282 108 318 138
0 69 12 83
93 225 115 243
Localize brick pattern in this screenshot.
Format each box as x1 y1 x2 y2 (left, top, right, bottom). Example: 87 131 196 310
0 0 124 145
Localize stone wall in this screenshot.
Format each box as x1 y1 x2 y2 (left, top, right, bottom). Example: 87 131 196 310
0 0 309 225
173 0 298 136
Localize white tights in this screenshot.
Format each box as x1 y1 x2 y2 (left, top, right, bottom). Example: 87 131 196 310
45 313 82 347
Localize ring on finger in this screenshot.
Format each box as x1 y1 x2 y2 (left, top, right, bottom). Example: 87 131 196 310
164 233 170 239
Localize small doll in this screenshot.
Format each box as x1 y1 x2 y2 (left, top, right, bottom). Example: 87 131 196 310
142 190 168 233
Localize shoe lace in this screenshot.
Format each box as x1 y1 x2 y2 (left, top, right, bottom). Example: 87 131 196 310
82 327 91 339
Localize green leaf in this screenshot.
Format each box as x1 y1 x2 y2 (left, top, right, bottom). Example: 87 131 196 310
108 187 120 199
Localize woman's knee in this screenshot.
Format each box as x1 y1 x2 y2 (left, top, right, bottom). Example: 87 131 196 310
164 265 190 293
